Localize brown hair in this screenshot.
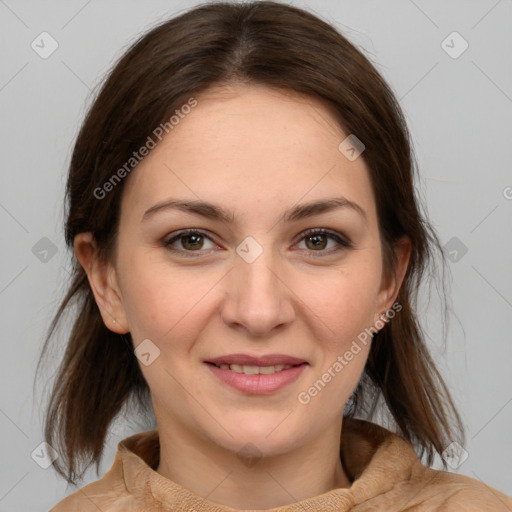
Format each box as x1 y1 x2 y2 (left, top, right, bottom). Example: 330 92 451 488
36 0 464 485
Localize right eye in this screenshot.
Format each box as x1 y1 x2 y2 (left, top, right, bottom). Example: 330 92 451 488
163 229 219 256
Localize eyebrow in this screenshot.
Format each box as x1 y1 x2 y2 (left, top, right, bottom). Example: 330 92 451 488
141 197 367 224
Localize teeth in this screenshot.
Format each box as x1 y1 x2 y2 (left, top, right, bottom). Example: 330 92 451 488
260 365 281 374
242 365 259 375
214 363 293 374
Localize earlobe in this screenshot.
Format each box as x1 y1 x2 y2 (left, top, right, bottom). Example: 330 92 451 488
73 232 130 334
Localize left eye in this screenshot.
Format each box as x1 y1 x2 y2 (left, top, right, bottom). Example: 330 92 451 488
296 229 350 252
163 229 351 256
164 230 217 253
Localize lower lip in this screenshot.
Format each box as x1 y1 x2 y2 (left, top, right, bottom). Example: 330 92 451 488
204 362 307 395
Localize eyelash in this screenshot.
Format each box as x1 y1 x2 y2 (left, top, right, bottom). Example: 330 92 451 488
163 228 352 258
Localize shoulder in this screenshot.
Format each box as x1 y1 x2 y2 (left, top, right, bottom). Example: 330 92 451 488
49 430 161 511
344 419 512 511
405 463 512 511
49 478 132 512
49 454 132 511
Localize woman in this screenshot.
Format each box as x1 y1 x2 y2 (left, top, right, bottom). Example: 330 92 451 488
40 1 512 510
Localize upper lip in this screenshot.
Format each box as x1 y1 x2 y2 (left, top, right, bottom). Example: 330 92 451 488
205 354 308 366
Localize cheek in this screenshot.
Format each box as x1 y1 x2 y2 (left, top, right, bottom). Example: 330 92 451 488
294 271 378 411
117 251 214 341
295 263 381 347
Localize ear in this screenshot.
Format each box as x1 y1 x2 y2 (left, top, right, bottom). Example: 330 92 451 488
73 232 129 334
374 235 412 325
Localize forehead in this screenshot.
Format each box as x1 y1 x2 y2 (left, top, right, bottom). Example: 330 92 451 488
119 83 376 225
166 83 346 156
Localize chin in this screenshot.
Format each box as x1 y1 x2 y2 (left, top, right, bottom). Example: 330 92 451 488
210 414 306 455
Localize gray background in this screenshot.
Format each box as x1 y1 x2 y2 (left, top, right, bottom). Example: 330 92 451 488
0 0 511 510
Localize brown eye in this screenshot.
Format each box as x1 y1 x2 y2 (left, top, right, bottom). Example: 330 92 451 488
164 229 217 255
181 233 204 250
304 233 328 250
296 229 352 256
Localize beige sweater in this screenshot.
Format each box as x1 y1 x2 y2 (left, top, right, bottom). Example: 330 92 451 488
50 418 512 511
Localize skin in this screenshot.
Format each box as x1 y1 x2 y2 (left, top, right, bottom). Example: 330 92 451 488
75 83 411 510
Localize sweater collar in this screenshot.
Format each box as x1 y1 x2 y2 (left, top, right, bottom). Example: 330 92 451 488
116 417 419 511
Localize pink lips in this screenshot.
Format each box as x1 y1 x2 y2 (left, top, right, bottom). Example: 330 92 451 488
204 353 308 395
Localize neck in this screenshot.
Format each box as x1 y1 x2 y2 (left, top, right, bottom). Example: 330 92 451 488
155 416 351 510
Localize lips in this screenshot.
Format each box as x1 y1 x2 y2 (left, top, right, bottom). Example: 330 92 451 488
205 358 308 394
205 353 307 367
204 354 309 394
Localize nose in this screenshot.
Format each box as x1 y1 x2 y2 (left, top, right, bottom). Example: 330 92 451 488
220 248 295 337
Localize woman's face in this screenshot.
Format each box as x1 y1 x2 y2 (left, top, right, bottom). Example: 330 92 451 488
79 83 408 457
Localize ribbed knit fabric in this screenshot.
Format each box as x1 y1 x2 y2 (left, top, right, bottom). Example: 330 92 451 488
50 418 512 511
